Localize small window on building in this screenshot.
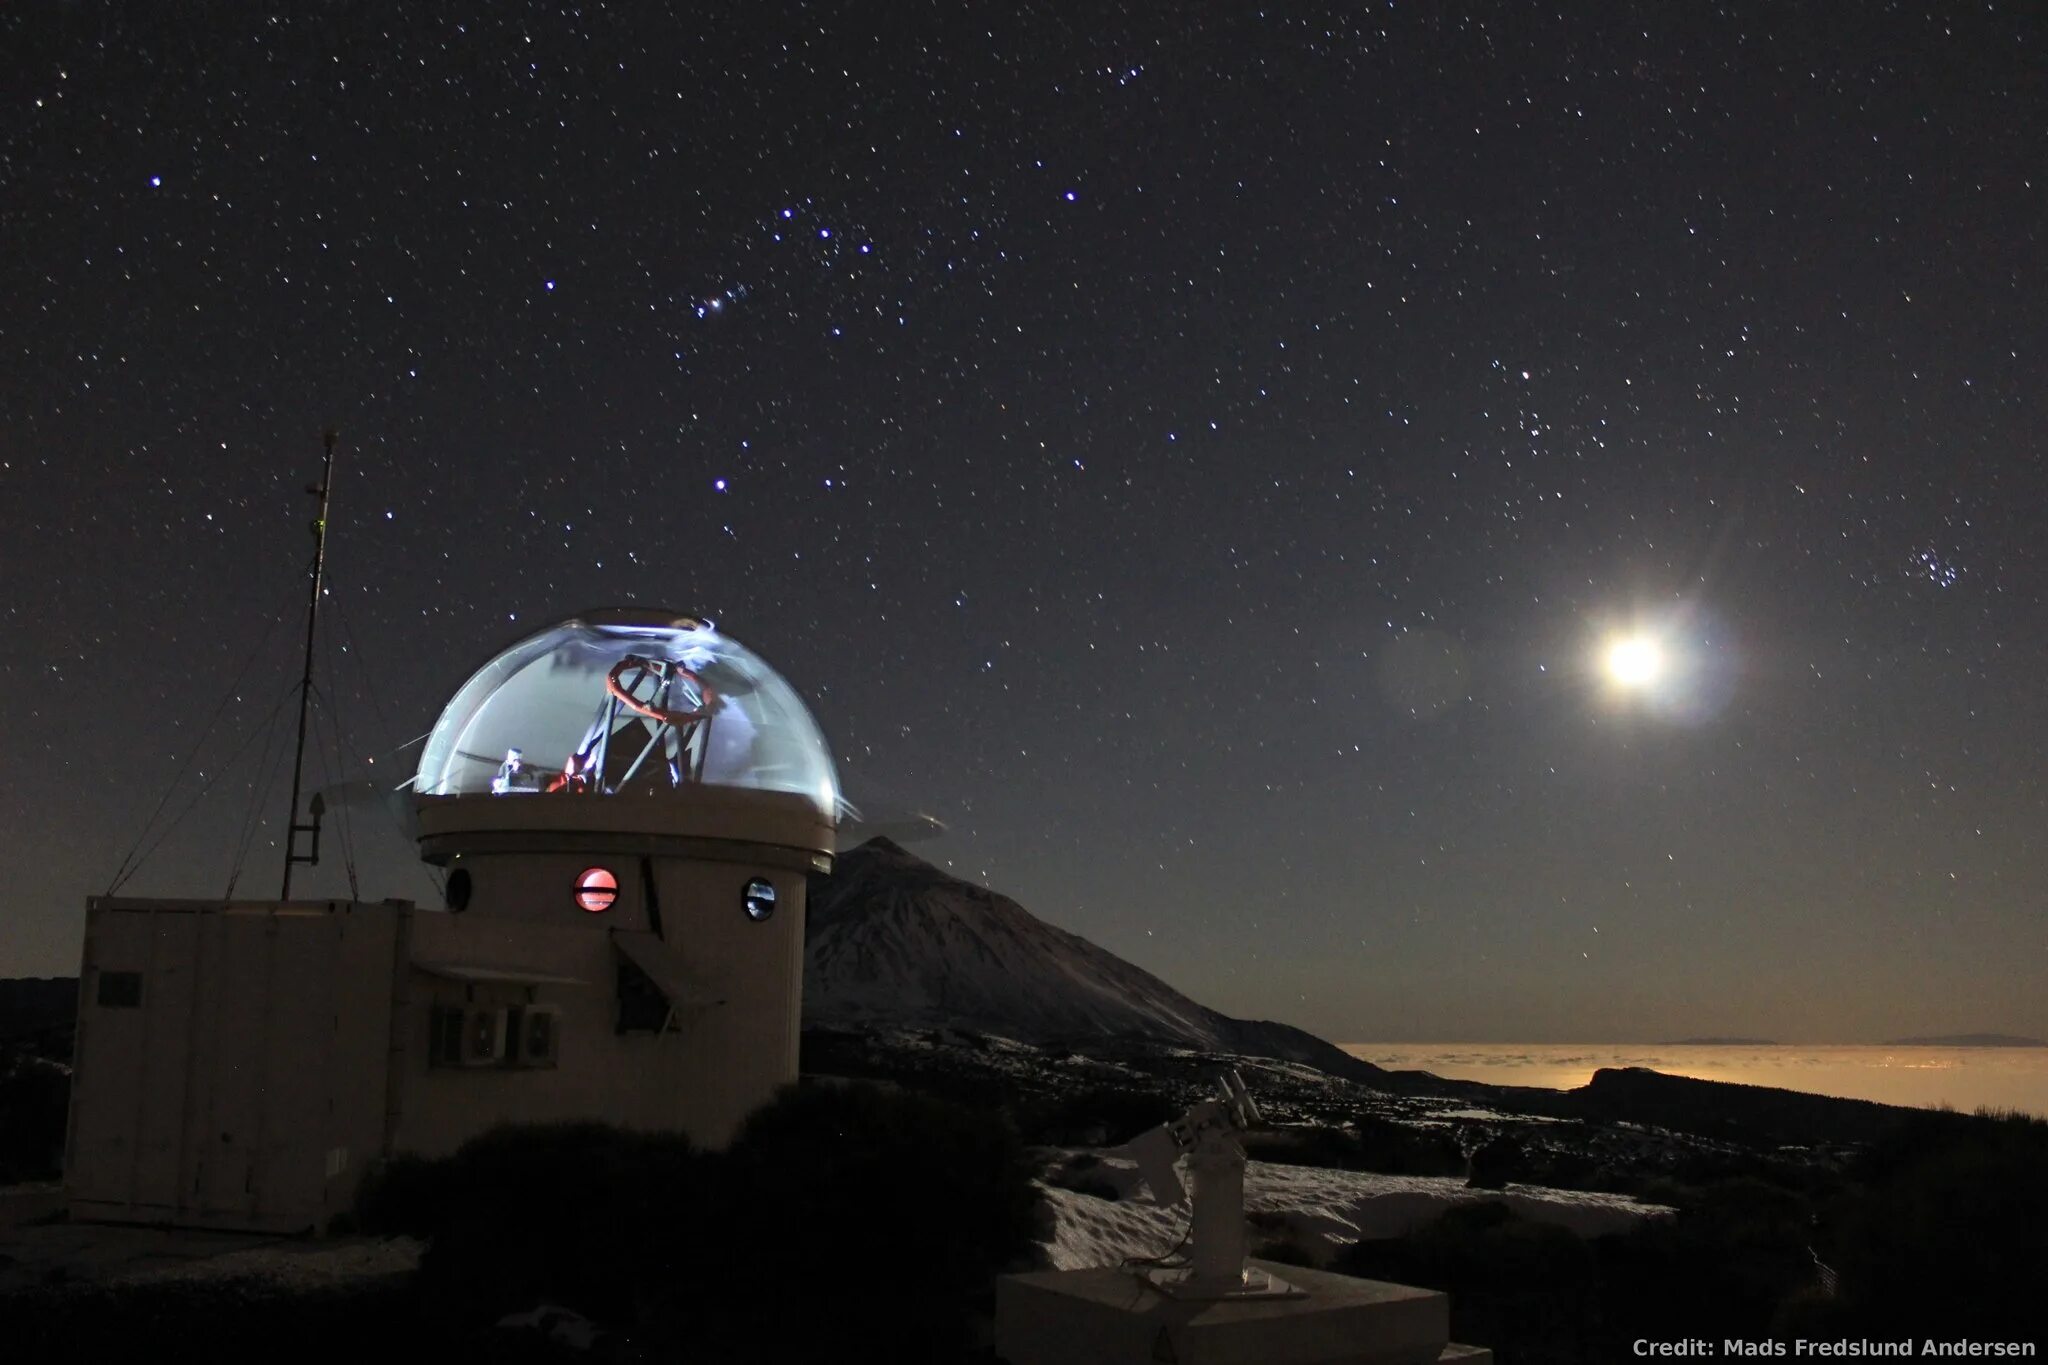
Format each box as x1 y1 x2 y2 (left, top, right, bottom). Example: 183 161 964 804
576 866 619 913
97 971 143 1009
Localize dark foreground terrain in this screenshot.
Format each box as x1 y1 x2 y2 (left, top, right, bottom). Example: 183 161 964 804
6 1000 2045 1361
811 1025 2048 1355
8 843 2046 1365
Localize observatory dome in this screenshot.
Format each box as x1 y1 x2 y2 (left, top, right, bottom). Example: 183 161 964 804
415 609 838 822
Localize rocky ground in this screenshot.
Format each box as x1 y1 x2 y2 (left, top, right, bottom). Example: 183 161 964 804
803 1024 1861 1197
0 1217 423 1296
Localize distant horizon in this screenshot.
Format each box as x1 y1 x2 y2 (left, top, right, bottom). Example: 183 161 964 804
1340 1040 2048 1118
1340 1034 2048 1047
5 968 2045 1051
8 965 2039 1055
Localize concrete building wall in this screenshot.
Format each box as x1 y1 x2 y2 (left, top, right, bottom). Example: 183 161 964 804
66 793 828 1229
391 849 807 1155
66 900 401 1234
446 850 653 928
650 856 806 1138
395 914 638 1156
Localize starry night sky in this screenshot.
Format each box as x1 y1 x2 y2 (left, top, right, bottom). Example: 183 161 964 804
4 3 2043 1043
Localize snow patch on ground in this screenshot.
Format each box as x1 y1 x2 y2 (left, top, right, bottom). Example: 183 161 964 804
1038 1153 1670 1272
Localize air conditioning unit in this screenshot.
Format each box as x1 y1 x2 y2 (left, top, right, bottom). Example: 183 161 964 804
516 1006 561 1068
461 1006 511 1067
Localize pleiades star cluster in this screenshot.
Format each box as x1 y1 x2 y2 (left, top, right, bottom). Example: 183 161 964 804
2 3 2042 1042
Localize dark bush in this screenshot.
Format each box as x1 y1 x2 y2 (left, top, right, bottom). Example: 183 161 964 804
1585 1175 1827 1352
355 1086 1041 1364
353 1151 444 1237
1351 1115 1468 1176
699 1081 1042 1362
358 1121 703 1330
1337 1202 1599 1365
1516 1143 1599 1191
1823 1108 2048 1337
0 1051 71 1184
1464 1135 1526 1190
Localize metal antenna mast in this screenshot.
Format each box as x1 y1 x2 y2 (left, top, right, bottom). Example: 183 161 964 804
280 428 337 899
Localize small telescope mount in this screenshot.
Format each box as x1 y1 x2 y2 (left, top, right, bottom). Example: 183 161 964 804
1123 1069 1305 1300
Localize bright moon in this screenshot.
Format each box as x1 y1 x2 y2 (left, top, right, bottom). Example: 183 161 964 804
1605 636 1664 687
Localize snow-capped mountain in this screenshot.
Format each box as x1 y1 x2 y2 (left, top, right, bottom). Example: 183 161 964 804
803 838 1388 1084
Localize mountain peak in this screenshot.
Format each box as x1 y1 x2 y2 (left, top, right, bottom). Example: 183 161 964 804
802 849 1387 1084
846 834 918 863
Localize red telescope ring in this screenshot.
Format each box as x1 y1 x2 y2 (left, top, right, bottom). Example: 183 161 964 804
606 656 717 727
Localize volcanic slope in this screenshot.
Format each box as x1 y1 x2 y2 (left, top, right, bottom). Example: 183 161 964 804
803 838 1386 1084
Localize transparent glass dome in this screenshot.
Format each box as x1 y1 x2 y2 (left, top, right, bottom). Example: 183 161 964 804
415 609 838 821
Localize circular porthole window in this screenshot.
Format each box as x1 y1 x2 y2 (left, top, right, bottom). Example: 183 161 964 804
742 878 777 922
576 866 620 913
444 867 473 913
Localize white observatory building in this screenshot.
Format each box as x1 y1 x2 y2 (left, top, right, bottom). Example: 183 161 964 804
64 609 837 1233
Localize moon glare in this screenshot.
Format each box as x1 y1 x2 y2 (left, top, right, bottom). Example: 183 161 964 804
1604 636 1664 688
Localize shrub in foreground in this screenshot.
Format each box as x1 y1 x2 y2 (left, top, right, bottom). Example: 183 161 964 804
1824 1108 2048 1337
0 1051 70 1183
359 1121 703 1330
701 1081 1043 1360
1338 1202 1598 1365
355 1083 1040 1363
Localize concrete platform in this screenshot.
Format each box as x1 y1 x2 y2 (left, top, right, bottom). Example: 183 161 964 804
996 1258 1457 1365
